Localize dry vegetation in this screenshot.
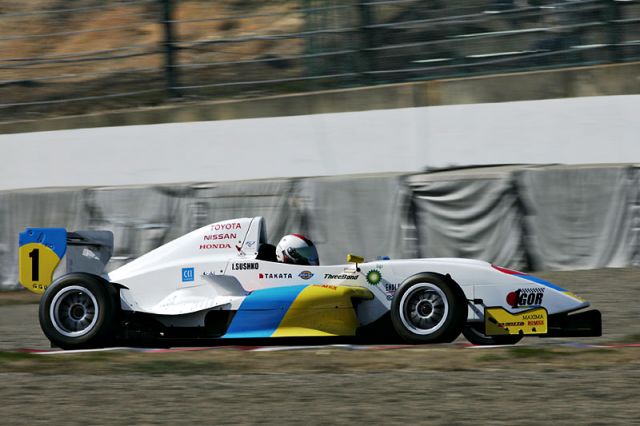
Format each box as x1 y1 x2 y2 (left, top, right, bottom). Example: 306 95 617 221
0 0 306 119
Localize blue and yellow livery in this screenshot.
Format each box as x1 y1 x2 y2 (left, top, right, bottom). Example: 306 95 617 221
18 228 67 294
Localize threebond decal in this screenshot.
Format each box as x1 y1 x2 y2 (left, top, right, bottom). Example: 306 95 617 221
18 228 67 294
222 285 306 338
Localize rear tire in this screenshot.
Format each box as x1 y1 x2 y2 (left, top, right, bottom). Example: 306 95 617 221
463 322 523 345
39 273 118 350
390 273 466 344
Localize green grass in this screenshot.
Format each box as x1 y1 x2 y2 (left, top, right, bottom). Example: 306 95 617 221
0 351 38 362
126 359 224 375
616 333 640 343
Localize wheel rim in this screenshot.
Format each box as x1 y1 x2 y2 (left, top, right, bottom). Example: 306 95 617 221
399 283 449 335
50 285 100 338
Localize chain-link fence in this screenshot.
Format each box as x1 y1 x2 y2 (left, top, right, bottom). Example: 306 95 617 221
0 0 638 121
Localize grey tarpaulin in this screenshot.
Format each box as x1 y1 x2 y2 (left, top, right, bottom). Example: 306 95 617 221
84 180 309 271
2 166 640 290
0 180 305 289
84 186 187 271
407 166 535 270
168 179 306 247
302 174 410 265
516 165 638 271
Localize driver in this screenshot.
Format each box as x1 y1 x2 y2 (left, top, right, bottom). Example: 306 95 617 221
275 234 319 266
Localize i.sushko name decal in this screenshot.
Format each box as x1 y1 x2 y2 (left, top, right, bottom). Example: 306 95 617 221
18 228 67 294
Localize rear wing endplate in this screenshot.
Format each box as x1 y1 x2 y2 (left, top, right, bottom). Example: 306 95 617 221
18 228 113 294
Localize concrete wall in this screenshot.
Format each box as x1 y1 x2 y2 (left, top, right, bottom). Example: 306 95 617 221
0 61 639 136
1 94 639 191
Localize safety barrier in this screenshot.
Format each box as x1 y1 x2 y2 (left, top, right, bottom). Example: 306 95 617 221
2 164 639 290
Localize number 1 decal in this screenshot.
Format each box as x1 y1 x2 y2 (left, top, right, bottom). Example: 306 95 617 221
29 248 40 281
19 228 67 295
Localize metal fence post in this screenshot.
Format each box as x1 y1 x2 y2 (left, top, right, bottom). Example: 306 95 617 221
357 0 376 83
302 0 316 83
161 0 179 98
606 0 622 63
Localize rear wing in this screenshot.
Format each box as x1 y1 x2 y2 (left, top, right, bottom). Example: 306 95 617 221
18 228 113 294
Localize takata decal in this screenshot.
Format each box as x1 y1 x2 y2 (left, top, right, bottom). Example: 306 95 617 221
299 271 314 280
232 262 259 270
259 273 293 279
181 267 195 282
324 273 358 280
366 269 382 285
506 288 544 308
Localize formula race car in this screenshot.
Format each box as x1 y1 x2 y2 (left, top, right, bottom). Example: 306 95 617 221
19 217 601 349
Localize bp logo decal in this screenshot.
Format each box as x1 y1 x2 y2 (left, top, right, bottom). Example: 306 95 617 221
366 269 382 285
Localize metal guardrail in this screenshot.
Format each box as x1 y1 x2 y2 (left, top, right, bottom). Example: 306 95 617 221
0 0 638 121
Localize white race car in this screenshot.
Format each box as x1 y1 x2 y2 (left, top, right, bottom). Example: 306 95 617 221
18 217 601 349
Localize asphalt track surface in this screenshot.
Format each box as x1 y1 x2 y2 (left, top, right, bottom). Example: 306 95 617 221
1 268 639 424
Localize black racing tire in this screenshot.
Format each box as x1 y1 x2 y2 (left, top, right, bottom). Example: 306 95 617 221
390 273 467 344
462 322 523 346
39 273 118 350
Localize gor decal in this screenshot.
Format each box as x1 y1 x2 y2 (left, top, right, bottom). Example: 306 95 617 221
506 288 544 308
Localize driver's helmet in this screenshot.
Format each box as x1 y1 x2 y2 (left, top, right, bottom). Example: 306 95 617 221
275 234 319 266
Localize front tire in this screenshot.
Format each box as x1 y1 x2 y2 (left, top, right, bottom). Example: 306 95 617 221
39 273 118 350
463 322 523 346
390 273 467 344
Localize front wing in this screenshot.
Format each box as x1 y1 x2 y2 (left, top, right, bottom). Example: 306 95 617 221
483 306 601 338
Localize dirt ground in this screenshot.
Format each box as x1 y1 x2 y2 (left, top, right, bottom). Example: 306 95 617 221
0 268 639 424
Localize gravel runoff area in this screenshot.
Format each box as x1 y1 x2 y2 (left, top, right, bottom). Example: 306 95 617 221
0 268 639 425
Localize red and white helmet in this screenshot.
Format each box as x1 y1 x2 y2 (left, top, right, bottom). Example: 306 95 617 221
275 234 319 266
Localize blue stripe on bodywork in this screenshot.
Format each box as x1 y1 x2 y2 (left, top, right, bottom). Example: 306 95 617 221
222 285 307 338
517 274 566 292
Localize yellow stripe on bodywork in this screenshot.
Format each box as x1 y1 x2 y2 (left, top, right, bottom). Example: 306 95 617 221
563 291 585 302
272 285 373 337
